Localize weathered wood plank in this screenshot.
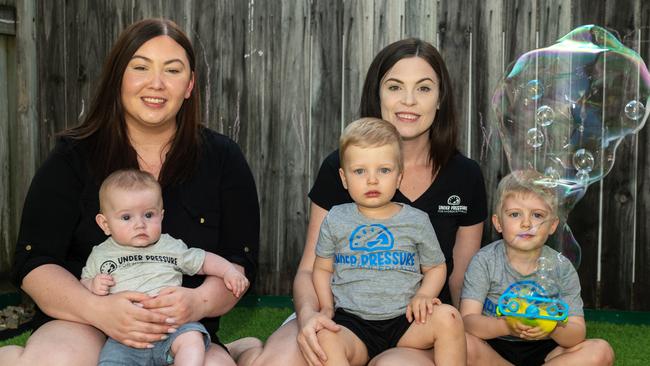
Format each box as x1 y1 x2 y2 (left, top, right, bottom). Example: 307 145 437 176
537 0 572 46
404 0 436 44
11 0 37 278
373 0 404 50
63 1 131 146
192 0 247 139
342 0 374 124
37 0 66 156
0 35 11 274
633 0 650 312
309 0 344 179
0 5 15 35
437 0 475 157
595 0 637 310
564 0 606 309
244 0 281 294
474 0 504 244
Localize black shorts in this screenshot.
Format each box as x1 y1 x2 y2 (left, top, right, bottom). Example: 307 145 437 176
487 338 559 366
332 308 412 359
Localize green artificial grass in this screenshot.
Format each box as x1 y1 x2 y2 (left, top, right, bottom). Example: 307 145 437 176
2 307 650 365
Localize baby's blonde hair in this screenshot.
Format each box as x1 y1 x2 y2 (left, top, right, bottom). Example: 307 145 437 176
494 170 558 216
339 117 403 171
99 169 162 213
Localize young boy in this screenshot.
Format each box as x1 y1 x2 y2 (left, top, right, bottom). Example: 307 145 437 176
81 169 249 366
461 170 614 366
312 117 466 366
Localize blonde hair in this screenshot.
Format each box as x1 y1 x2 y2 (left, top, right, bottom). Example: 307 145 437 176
99 169 162 213
494 170 558 216
339 117 403 171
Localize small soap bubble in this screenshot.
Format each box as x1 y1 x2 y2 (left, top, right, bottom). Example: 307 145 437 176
541 167 560 187
526 80 544 101
526 128 545 148
573 149 595 172
624 100 645 120
537 257 559 298
576 170 590 186
536 105 555 126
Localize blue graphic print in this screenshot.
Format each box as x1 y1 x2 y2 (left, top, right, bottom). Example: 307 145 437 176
349 224 394 252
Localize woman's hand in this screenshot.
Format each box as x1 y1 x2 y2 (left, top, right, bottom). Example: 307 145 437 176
94 291 173 349
406 294 441 324
296 309 340 366
140 286 203 325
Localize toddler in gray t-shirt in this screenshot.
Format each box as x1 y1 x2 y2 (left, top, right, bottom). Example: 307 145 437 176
312 118 466 365
460 170 613 365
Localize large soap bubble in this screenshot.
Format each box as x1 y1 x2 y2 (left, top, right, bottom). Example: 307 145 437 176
492 25 650 267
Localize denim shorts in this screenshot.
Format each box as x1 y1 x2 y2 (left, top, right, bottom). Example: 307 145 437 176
98 321 211 365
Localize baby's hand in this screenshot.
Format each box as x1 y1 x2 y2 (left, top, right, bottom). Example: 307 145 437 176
406 294 441 324
91 274 115 296
505 318 541 339
223 267 249 298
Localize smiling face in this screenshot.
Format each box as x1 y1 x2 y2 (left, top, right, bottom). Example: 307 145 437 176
339 144 403 218
379 57 440 142
493 192 560 254
121 35 194 133
96 187 164 248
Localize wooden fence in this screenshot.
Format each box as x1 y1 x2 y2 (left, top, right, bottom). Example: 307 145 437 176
1 0 649 311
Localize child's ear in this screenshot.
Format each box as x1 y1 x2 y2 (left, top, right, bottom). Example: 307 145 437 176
397 171 403 189
339 168 348 190
95 214 111 236
492 214 503 233
548 216 560 234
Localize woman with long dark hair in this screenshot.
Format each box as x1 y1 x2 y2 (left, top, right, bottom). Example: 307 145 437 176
234 38 486 366
0 19 259 365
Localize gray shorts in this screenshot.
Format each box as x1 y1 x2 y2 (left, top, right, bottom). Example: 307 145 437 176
98 322 211 365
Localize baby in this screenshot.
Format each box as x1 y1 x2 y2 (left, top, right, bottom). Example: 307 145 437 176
81 169 248 366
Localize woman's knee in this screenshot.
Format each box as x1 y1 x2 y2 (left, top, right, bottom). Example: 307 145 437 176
0 345 25 366
15 320 105 366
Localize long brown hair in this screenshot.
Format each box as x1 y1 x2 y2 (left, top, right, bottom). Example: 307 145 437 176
360 38 458 173
61 18 201 187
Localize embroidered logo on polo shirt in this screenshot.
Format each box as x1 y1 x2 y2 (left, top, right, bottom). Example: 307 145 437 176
438 194 468 214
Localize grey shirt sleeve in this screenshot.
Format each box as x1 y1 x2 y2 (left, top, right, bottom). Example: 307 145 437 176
416 215 445 268
558 258 584 317
315 213 335 258
81 246 100 280
461 251 490 303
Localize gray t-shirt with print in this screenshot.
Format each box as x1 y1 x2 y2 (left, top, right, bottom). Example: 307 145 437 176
81 233 206 296
316 203 445 320
462 240 584 340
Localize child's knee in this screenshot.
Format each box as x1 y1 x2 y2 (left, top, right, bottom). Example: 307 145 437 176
172 330 205 352
431 304 464 331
